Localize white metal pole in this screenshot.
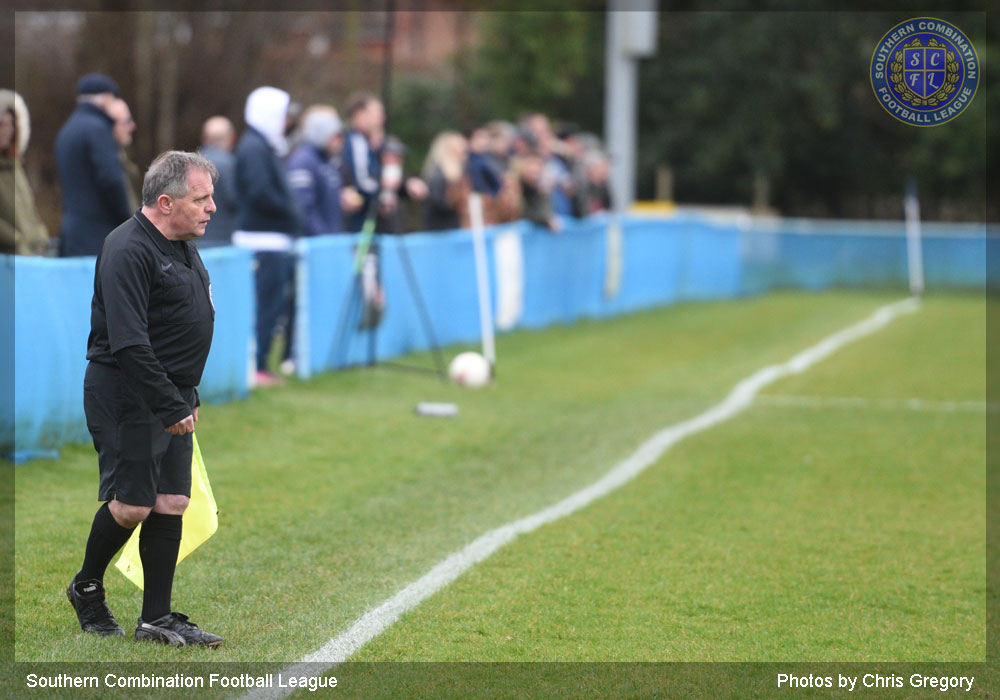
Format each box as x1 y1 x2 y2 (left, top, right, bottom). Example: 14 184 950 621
604 1 658 214
468 193 497 371
904 179 925 296
604 9 634 213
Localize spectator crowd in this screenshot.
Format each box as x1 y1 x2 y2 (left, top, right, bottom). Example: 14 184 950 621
2 73 615 383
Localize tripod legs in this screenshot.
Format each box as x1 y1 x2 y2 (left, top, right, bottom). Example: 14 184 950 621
394 236 447 381
329 234 447 381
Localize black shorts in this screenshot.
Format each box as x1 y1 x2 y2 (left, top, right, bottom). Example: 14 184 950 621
83 362 194 507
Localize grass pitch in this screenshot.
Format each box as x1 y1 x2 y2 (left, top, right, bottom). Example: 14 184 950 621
13 291 985 670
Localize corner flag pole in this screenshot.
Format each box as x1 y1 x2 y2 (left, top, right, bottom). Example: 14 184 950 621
468 193 496 373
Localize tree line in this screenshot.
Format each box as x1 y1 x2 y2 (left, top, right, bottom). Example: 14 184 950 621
10 7 994 232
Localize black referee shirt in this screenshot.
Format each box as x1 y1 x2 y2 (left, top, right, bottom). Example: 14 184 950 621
87 211 215 397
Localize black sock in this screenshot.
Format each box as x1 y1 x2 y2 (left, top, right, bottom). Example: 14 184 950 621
139 511 183 621
78 502 135 584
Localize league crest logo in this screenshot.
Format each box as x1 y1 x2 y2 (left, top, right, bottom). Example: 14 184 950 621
870 18 979 126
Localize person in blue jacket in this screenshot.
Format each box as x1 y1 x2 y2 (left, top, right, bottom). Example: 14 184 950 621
285 105 344 237
55 74 133 257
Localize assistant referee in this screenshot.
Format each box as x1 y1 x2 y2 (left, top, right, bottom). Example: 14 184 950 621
67 150 222 647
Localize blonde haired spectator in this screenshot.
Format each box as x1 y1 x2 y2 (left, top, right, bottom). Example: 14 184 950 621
421 131 467 232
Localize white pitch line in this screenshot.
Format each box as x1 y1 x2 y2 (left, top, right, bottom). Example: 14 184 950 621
240 296 920 700
759 395 994 413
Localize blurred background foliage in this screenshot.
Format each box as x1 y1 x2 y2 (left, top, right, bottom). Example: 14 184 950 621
5 4 994 233
638 10 993 219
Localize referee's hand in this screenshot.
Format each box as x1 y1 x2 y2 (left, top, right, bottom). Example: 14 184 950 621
166 415 195 435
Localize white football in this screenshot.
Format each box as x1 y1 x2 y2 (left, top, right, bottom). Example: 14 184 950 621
449 352 491 388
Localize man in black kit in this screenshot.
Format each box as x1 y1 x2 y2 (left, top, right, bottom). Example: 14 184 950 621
68 150 223 647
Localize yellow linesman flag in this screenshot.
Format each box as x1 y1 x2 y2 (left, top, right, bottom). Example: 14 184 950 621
115 434 219 590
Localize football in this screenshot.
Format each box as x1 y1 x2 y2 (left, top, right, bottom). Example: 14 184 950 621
448 351 491 388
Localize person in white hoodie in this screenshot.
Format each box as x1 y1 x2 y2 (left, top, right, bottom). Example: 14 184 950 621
232 87 302 385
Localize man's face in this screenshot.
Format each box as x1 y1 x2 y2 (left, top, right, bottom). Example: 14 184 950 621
367 100 385 134
521 155 543 183
327 132 344 155
369 124 385 150
110 100 136 147
490 131 511 157
168 168 216 240
587 158 609 183
528 114 550 142
469 129 489 154
566 134 584 158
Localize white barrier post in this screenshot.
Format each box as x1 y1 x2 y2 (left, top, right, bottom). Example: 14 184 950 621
904 178 925 296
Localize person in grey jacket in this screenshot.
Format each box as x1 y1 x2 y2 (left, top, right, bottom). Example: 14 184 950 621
197 116 239 246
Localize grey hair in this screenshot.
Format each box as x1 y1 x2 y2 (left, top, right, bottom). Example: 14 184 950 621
142 150 218 207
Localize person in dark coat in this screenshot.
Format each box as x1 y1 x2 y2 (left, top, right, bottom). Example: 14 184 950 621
197 116 239 247
420 131 468 232
515 150 561 233
340 92 384 232
231 86 302 385
465 127 503 198
375 136 428 234
55 73 133 257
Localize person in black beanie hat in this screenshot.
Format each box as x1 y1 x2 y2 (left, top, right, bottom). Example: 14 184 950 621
55 73 133 256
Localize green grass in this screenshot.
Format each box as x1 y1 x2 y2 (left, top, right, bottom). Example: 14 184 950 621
13 291 985 671
354 291 985 663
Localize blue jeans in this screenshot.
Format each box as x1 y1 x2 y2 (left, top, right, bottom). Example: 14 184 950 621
255 251 296 371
